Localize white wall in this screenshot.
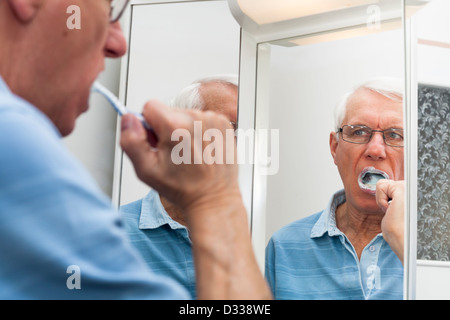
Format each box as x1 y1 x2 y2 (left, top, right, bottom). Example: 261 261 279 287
416 261 450 300
417 0 450 87
264 29 404 242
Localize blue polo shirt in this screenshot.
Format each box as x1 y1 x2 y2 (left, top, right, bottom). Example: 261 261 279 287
120 190 196 299
0 76 189 299
265 190 404 300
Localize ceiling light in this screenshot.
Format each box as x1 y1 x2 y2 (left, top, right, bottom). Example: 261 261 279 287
236 0 378 25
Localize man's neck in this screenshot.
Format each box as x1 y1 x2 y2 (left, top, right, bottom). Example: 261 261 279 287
0 31 34 100
159 195 187 227
335 201 383 259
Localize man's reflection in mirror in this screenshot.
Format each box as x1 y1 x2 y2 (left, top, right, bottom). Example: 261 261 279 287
120 74 238 299
265 78 405 300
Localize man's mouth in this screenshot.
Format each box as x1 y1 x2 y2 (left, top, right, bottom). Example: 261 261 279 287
358 167 390 195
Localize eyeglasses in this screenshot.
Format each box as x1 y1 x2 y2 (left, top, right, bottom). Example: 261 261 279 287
110 0 130 23
338 125 404 147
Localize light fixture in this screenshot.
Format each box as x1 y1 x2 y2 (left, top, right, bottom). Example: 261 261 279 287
228 0 432 45
287 19 401 46
235 0 378 25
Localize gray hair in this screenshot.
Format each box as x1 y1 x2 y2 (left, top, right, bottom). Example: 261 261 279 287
334 77 403 132
169 74 239 110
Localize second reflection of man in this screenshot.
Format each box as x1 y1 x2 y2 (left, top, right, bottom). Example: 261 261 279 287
120 75 238 299
265 77 405 300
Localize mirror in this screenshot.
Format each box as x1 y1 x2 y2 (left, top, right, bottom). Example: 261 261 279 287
229 0 435 300
114 0 241 206
258 24 405 300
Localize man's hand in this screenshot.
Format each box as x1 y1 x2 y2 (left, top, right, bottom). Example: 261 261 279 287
120 100 239 212
376 180 405 263
120 100 271 300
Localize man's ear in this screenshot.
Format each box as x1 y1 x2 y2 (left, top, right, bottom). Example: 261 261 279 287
8 0 42 23
329 131 338 165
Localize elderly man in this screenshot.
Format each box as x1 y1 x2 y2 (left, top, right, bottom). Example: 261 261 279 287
120 75 238 299
0 0 270 299
265 78 405 300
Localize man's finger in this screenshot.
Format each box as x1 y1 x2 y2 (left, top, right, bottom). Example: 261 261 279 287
120 113 157 177
376 180 391 213
141 99 195 146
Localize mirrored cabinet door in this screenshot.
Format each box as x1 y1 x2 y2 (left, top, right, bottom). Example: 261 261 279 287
256 25 405 301
229 0 446 300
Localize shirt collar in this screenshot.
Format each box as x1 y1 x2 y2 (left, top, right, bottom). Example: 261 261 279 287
310 189 346 238
138 189 186 231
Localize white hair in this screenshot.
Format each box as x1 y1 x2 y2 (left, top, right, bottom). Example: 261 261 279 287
169 74 238 110
334 77 403 132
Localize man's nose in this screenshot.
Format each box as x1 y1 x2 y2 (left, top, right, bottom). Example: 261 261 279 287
365 131 387 160
104 22 127 58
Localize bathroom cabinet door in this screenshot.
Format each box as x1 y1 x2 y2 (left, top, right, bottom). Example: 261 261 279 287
229 0 449 299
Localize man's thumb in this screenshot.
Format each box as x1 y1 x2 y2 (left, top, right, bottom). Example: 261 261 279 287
120 114 149 169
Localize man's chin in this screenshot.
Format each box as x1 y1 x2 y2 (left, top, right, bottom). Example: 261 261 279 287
59 123 76 137
57 115 80 137
82 102 89 114
61 104 89 136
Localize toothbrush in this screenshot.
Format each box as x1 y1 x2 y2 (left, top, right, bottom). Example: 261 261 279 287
91 81 158 147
